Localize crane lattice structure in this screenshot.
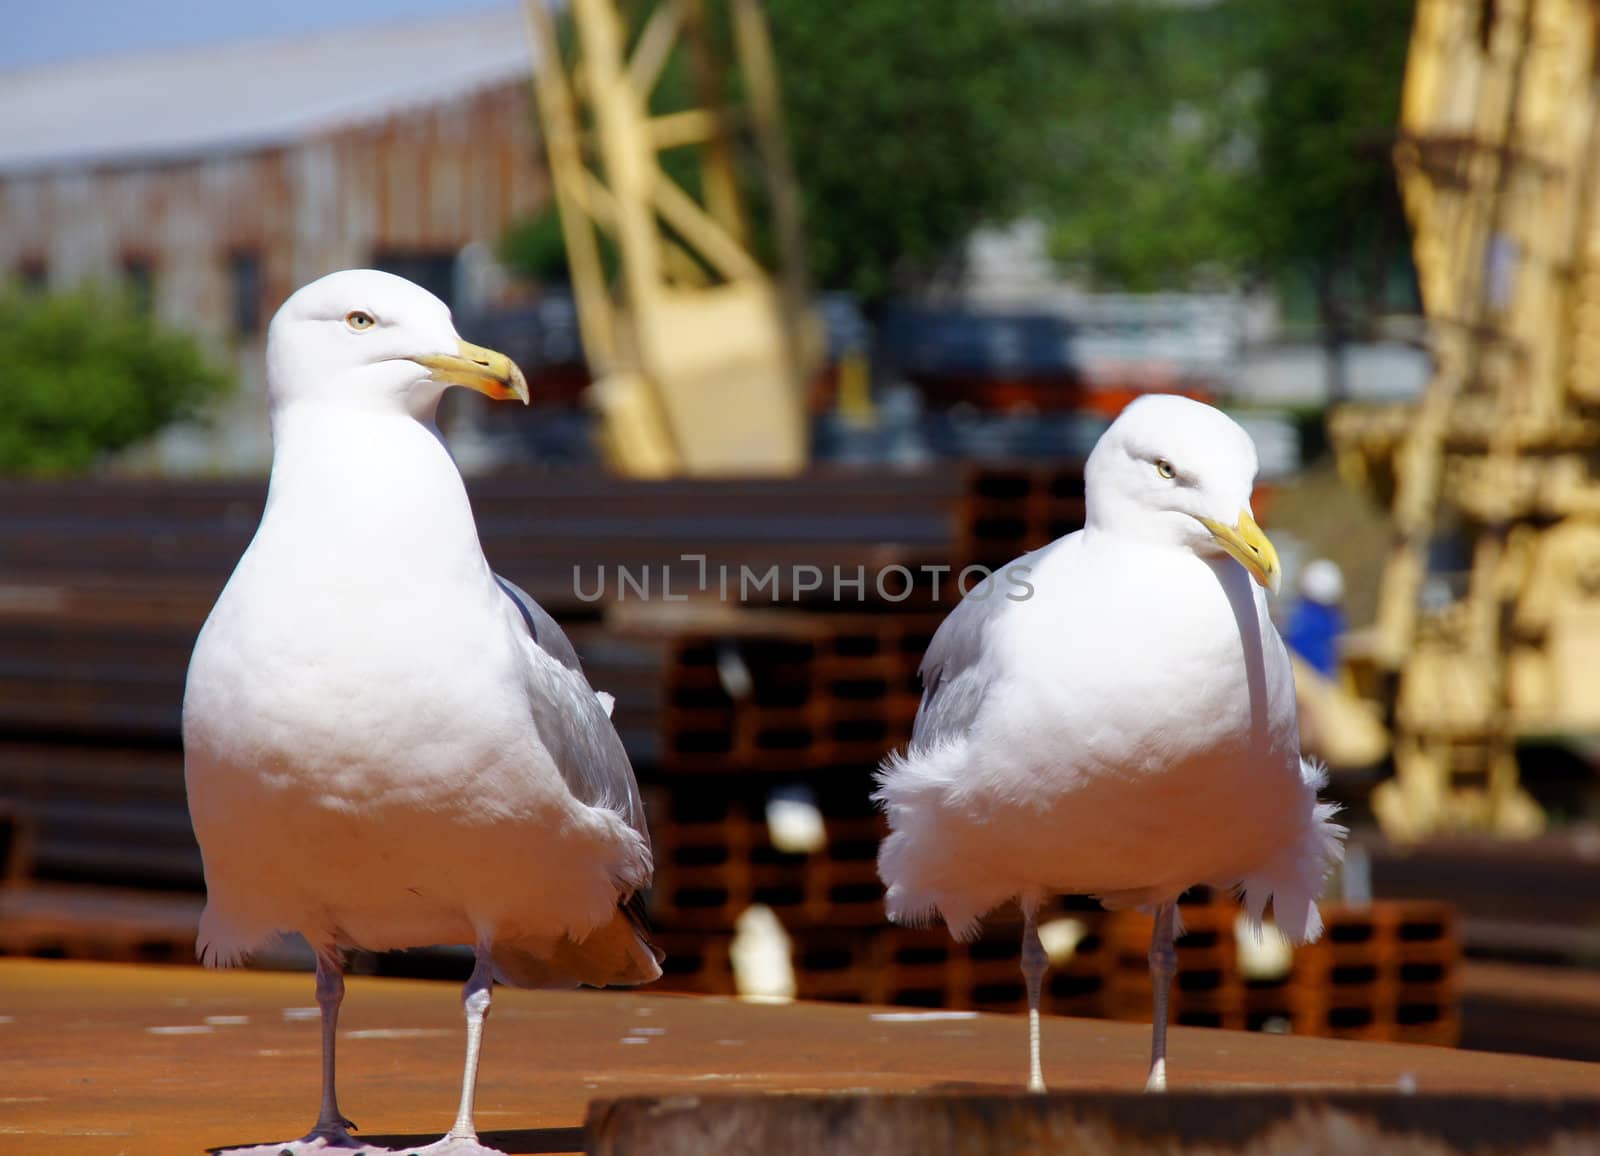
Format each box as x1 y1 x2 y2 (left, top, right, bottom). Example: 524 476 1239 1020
523 0 817 476
1332 0 1600 840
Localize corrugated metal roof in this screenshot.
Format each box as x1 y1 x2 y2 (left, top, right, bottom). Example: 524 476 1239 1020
0 6 532 174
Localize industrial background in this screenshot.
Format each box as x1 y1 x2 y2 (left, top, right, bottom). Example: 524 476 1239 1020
3 0 1599 1126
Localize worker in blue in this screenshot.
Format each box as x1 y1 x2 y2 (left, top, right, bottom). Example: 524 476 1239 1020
1285 558 1345 679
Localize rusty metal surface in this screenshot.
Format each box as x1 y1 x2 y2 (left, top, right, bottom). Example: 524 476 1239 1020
3 959 1598 1155
588 1091 1600 1156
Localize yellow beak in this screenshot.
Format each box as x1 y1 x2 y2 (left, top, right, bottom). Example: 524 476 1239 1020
411 340 529 405
1196 510 1281 595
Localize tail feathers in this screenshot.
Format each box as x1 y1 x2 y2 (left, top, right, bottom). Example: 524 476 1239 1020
196 905 278 969
491 893 663 989
1239 758 1348 944
619 889 666 970
879 831 995 942
876 742 1011 942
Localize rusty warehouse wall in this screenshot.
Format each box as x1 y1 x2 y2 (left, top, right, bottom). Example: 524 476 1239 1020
0 80 549 468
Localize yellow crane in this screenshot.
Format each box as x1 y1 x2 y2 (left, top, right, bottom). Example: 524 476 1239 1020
1332 0 1600 840
522 0 820 476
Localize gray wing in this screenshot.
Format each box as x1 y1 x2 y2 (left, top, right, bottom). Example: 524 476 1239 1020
495 574 649 843
911 544 1047 750
497 574 585 675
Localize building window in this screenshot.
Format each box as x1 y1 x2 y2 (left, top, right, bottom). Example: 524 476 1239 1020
15 256 47 293
121 254 154 315
372 250 457 310
229 251 263 338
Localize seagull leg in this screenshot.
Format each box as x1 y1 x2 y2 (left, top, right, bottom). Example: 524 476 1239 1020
307 949 359 1144
443 946 496 1145
1020 898 1048 1094
1145 901 1178 1093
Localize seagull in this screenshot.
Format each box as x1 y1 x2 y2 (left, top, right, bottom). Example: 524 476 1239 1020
183 269 660 1155
876 394 1345 1093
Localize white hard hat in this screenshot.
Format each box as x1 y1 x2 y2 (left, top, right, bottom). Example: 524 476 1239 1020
1300 559 1345 604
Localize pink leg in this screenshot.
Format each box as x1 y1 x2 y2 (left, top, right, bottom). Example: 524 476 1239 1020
444 947 495 1143
307 949 359 1142
1020 901 1048 1093
1145 902 1178 1092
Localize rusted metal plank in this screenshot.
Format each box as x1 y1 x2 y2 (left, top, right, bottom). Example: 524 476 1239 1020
586 1090 1600 1156
5 958 1599 1155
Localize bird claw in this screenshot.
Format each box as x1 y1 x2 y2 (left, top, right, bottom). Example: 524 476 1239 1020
213 1133 366 1156
303 1121 361 1146
405 1137 508 1156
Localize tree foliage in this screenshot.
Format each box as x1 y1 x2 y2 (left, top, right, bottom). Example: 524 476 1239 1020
1041 0 1416 314
763 0 1046 301
0 285 233 474
1239 0 1416 315
1040 1 1257 290
500 207 581 285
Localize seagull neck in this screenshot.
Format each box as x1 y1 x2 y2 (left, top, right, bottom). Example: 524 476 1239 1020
1084 502 1163 547
1085 490 1211 553
263 403 483 567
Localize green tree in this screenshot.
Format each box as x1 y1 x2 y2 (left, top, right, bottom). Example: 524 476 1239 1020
1039 0 1416 317
500 207 583 285
1042 0 1258 290
763 0 1046 302
0 285 233 474
1239 0 1417 387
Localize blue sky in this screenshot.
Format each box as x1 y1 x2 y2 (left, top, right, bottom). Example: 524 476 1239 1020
3 0 513 73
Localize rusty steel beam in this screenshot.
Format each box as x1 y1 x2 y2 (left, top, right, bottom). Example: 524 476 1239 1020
587 1090 1600 1156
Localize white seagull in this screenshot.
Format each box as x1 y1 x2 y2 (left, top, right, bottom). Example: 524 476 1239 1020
876 395 1344 1093
183 270 660 1155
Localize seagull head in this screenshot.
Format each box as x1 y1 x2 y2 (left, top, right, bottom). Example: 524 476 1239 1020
1084 394 1281 595
265 269 529 420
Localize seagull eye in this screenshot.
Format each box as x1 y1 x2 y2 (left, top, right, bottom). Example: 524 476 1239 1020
345 311 376 332
1155 458 1176 480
